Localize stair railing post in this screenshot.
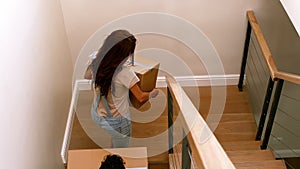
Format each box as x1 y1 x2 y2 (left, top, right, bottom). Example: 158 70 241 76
238 21 252 91
256 77 275 140
182 130 191 169
261 79 284 149
168 87 174 154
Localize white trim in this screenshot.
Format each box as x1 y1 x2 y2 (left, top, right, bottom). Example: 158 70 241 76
156 74 241 88
280 0 300 37
61 81 79 164
77 79 93 91
76 74 241 90
76 74 242 91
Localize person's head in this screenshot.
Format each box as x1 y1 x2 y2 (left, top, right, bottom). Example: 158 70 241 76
99 154 126 169
91 29 136 96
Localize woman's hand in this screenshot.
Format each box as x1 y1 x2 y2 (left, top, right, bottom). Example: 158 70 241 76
149 89 159 99
84 66 93 79
130 84 159 103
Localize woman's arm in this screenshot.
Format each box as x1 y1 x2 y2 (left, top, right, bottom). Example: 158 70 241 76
130 83 159 103
84 51 98 79
84 66 93 79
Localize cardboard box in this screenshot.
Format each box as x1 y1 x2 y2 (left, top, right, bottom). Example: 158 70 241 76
127 55 160 109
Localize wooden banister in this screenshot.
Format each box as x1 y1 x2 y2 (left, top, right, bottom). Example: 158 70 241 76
247 10 300 85
166 75 236 169
247 11 278 80
275 71 300 85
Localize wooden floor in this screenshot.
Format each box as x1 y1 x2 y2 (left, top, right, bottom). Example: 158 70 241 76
69 85 287 169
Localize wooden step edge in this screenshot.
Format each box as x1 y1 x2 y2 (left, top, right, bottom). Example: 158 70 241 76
221 140 261 145
233 159 287 169
226 150 276 163
214 121 257 128
226 149 275 156
215 132 256 142
209 113 255 123
214 124 257 134
221 141 262 151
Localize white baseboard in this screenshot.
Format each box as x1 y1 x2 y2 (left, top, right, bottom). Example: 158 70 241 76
77 74 242 91
156 74 241 88
76 79 93 91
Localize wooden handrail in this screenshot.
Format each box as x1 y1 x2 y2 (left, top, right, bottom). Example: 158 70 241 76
166 75 236 169
275 71 300 85
247 11 278 80
247 10 300 85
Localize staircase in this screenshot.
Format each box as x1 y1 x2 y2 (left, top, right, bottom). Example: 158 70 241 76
214 86 286 169
69 86 287 169
169 86 287 169
215 117 286 169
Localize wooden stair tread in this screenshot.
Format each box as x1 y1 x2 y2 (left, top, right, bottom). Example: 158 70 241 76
203 113 254 125
219 113 255 123
214 121 257 134
215 132 256 142
234 160 287 169
221 141 261 151
226 150 275 163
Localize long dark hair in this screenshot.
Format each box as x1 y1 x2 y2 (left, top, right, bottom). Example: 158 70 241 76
90 30 136 97
99 154 125 169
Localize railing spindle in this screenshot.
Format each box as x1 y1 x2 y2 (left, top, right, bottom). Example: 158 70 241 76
261 79 284 149
256 77 275 140
238 21 252 91
182 130 191 169
168 87 174 154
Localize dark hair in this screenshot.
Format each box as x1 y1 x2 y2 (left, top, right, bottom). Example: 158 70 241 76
91 30 136 97
99 154 126 169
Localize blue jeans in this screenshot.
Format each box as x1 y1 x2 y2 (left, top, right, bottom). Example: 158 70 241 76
91 107 132 148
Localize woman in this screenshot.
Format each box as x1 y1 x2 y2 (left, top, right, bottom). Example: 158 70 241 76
85 30 158 148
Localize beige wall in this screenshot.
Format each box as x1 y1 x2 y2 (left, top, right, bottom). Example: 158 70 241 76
4 0 299 167
0 0 72 168
60 0 262 77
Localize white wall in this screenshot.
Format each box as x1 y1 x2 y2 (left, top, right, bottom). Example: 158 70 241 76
280 0 300 36
0 0 72 168
60 0 262 77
